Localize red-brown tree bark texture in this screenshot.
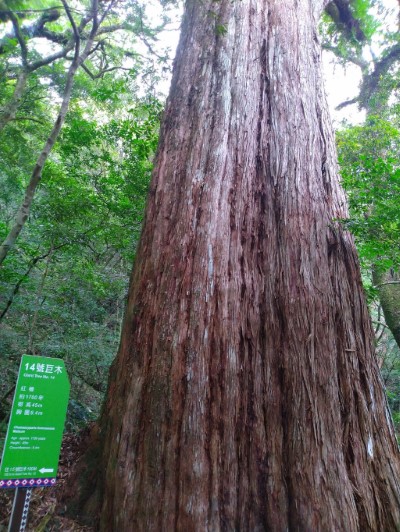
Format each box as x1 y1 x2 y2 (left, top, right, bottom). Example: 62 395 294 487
96 0 400 529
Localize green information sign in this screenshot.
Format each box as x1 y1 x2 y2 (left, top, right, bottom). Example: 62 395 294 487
0 355 70 489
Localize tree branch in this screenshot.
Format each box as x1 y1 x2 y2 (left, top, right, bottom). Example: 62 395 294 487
325 0 367 42
10 115 47 125
372 320 389 331
27 43 74 72
0 9 68 53
360 43 400 106
322 42 368 69
12 6 82 15
335 96 360 110
8 11 28 66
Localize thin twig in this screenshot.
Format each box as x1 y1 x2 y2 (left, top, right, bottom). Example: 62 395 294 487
0 246 64 322
372 320 389 330
61 0 80 60
81 63 132 79
374 281 400 288
10 116 47 125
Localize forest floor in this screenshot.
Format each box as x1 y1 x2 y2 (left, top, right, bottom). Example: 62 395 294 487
0 430 93 532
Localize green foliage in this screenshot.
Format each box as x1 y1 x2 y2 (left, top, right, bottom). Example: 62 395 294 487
337 99 400 436
320 0 374 63
0 91 161 404
3 0 48 8
337 112 400 270
374 314 400 438
0 0 169 430
321 0 400 114
350 0 379 39
215 23 228 36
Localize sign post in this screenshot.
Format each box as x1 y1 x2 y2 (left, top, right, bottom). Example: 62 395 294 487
8 487 32 532
0 355 70 531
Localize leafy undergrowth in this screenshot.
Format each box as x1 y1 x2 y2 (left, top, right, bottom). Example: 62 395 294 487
0 431 94 532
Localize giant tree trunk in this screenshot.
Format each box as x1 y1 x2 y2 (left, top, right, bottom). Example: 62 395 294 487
95 0 400 529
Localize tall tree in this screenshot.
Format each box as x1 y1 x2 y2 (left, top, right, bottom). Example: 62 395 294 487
77 0 400 529
337 112 400 349
0 0 172 265
0 90 161 425
321 0 400 349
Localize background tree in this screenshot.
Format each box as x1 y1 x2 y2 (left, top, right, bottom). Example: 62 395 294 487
0 0 169 432
321 0 400 435
336 103 400 435
322 0 400 351
0 0 172 264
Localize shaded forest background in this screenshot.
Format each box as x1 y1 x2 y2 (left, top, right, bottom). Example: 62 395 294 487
0 0 399 527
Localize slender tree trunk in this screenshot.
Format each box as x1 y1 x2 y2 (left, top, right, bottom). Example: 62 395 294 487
88 0 400 529
0 255 41 323
27 247 53 354
0 62 78 266
0 243 67 322
0 70 28 131
0 15 97 267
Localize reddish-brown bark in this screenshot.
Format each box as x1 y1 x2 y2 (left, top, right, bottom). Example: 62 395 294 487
93 0 400 529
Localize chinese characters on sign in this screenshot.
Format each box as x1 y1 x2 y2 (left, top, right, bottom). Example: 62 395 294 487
0 355 70 488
